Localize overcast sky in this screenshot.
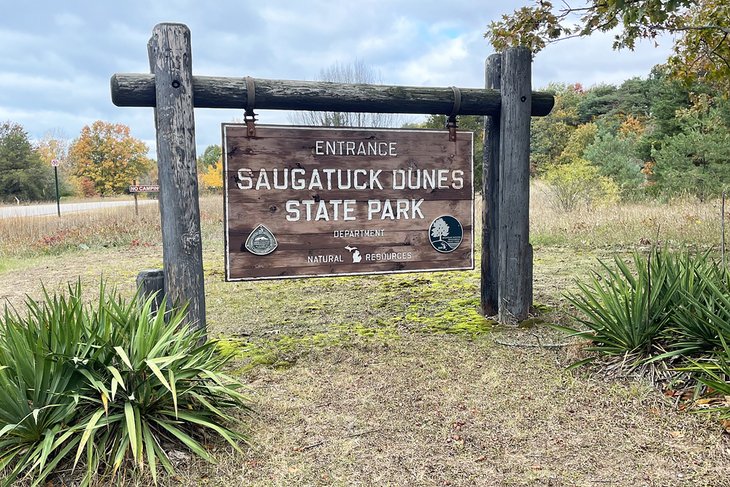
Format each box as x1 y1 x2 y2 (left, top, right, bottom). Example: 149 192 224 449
1 0 675 159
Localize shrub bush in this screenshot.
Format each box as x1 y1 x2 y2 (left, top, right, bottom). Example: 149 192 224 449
0 283 251 486
559 250 679 367
542 159 619 211
683 337 730 421
562 249 730 416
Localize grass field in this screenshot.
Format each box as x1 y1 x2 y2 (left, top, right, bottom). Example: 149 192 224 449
1 186 729 486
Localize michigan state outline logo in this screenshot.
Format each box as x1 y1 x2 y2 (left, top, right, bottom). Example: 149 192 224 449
428 215 463 253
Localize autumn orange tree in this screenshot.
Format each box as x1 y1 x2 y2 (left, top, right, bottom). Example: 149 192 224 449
486 1 730 93
199 157 223 192
68 121 153 196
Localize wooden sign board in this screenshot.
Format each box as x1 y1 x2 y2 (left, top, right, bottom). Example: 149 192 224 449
129 184 160 193
223 125 473 281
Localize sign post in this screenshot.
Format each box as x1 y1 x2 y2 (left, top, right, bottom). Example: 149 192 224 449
133 179 138 216
51 158 60 217
147 23 206 335
112 23 554 331
128 183 160 217
223 125 473 281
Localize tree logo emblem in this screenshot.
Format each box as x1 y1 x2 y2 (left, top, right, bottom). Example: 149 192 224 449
244 224 278 256
428 215 463 253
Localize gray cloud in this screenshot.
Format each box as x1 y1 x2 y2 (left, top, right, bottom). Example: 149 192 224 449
1 1 674 158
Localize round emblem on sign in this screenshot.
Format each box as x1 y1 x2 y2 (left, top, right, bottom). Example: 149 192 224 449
429 215 463 253
244 224 278 256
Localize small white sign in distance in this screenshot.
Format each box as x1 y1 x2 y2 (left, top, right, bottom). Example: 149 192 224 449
129 185 160 193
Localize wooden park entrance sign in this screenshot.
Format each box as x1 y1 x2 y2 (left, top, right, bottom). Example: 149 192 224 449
223 125 473 280
111 23 554 332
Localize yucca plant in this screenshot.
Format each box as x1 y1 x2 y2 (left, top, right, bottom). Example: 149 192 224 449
668 263 730 357
681 335 730 420
559 250 680 368
72 293 252 485
0 284 90 485
650 249 706 307
0 283 252 486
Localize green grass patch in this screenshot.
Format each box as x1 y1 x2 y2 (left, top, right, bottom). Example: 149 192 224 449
218 320 401 371
406 296 495 337
0 256 41 274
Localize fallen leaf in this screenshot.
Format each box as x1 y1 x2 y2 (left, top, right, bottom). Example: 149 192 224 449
696 398 719 405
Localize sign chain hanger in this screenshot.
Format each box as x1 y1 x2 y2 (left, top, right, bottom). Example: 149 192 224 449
447 86 461 142
244 76 257 137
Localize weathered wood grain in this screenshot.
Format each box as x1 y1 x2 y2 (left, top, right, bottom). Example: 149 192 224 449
481 54 501 317
148 23 207 333
498 47 533 324
224 126 473 280
111 73 555 117
136 269 164 313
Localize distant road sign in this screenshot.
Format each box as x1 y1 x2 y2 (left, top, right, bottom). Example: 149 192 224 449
51 159 59 167
129 184 160 193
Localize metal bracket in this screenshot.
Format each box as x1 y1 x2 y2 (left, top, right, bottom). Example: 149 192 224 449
447 86 461 142
446 115 458 142
244 111 257 137
245 76 257 137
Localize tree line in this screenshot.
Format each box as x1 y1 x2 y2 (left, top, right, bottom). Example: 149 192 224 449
6 69 728 207
0 120 154 203
486 0 730 209
531 68 730 209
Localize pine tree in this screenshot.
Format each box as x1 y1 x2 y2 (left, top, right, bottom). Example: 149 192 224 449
0 122 53 202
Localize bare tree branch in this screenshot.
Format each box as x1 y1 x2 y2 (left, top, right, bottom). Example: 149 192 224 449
289 60 401 128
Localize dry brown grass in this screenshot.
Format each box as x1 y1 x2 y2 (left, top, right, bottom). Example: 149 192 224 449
1 184 719 260
2 192 730 486
189 338 727 486
0 196 223 260
530 181 723 250
0 203 160 260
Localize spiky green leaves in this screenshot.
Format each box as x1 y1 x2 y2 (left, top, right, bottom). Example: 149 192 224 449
0 283 252 486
